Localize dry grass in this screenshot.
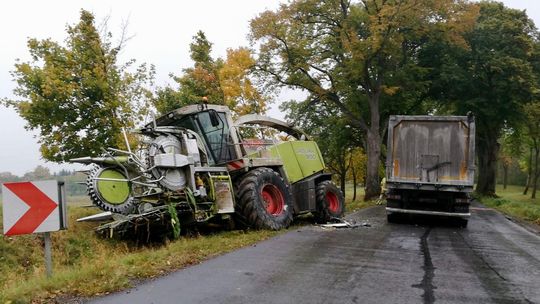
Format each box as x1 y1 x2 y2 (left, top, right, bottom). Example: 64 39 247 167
66 195 91 206
1 185 375 303
0 199 279 303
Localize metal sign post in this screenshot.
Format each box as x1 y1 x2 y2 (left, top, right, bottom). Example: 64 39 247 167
44 231 52 278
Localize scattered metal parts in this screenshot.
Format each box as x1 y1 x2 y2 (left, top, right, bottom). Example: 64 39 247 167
76 211 113 222
320 217 371 229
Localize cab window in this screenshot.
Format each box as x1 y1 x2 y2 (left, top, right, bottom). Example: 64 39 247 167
194 112 235 164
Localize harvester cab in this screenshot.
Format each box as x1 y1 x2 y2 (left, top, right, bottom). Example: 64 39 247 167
72 104 345 239
148 104 240 166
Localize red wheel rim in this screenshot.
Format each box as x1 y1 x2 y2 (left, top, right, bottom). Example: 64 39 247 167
261 184 285 216
326 191 340 213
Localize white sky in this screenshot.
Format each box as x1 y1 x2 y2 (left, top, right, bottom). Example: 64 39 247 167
0 0 539 176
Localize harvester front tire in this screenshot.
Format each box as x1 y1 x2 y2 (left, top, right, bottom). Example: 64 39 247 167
313 181 345 223
235 168 293 230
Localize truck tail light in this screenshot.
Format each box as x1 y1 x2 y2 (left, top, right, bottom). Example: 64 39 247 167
387 194 401 200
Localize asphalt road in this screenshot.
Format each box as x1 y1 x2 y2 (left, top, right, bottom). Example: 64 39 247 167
87 204 540 304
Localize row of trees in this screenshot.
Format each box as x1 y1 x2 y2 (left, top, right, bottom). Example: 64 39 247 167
500 101 540 198
0 167 86 195
250 0 540 199
3 11 269 163
4 1 540 200
154 31 268 116
250 0 479 200
0 166 54 184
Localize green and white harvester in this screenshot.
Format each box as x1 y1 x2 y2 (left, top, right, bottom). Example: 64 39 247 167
72 104 344 239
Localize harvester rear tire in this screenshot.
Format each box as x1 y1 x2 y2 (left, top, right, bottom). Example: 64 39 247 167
313 181 345 223
235 168 293 230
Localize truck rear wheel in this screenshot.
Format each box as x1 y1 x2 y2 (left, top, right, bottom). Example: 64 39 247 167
313 181 345 223
235 168 293 230
456 218 468 228
387 212 400 223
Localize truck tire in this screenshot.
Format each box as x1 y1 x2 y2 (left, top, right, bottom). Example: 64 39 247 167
387 212 399 223
456 218 468 228
313 181 345 223
235 168 293 230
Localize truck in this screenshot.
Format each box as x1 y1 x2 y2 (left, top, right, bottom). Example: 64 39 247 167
384 114 475 227
72 104 344 239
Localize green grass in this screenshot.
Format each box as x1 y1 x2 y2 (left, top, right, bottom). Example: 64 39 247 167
480 185 540 225
344 184 378 212
0 187 375 303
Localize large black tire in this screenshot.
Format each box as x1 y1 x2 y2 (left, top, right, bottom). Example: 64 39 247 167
313 180 345 223
387 212 399 223
456 218 469 228
235 167 293 230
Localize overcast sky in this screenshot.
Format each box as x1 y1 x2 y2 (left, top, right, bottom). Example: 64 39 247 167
0 0 539 176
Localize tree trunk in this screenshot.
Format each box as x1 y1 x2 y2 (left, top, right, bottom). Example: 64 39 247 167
364 127 381 200
327 152 349 200
532 145 539 199
352 164 357 202
476 130 499 197
503 163 508 190
524 147 533 195
340 172 347 200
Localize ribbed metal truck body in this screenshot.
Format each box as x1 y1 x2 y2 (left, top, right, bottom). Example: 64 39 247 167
385 115 475 224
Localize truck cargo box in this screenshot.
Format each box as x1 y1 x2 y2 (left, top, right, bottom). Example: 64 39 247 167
385 115 475 226
386 115 475 192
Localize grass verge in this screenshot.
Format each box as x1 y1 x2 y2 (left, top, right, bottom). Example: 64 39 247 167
344 184 378 212
1 185 372 303
0 202 279 303
479 185 540 225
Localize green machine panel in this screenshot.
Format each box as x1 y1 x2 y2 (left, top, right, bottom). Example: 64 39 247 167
269 141 325 183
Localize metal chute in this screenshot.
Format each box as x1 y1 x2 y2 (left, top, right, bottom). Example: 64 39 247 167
147 135 188 191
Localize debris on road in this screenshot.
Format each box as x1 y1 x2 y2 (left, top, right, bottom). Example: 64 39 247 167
319 217 371 229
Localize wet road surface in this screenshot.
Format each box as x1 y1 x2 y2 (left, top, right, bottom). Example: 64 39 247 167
88 204 540 304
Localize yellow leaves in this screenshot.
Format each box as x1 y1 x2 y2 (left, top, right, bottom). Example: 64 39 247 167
192 66 217 84
249 9 287 41
15 62 33 75
348 0 479 58
114 132 139 152
219 49 250 101
500 154 513 167
382 85 400 96
346 147 367 183
39 144 60 161
429 1 479 49
17 101 32 116
218 48 267 115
